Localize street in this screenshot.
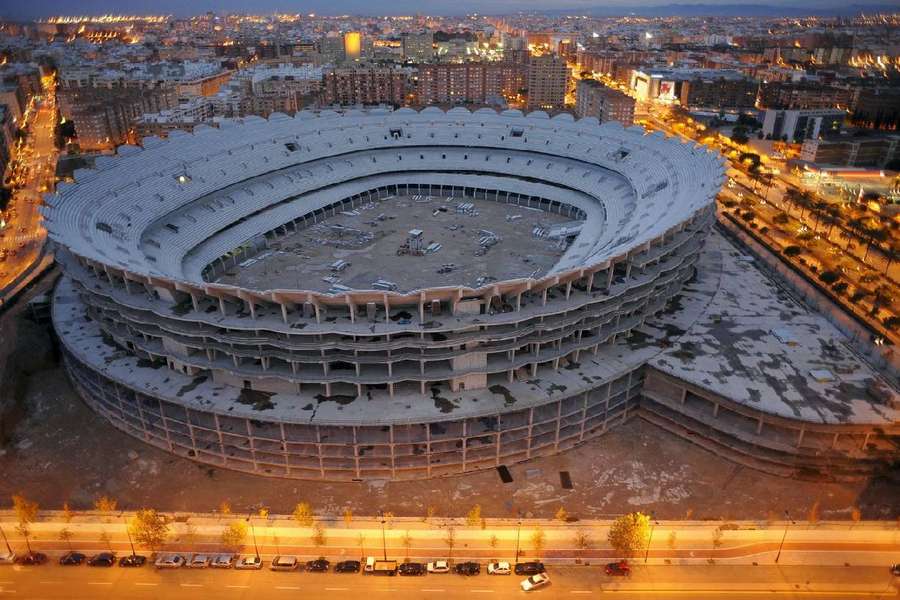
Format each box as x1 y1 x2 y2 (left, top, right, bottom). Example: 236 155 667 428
0 563 897 599
0 74 56 292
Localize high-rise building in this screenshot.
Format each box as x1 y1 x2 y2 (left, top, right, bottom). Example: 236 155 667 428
526 53 567 111
343 32 362 63
321 67 409 107
401 32 433 63
416 63 526 106
575 79 635 125
800 134 900 168
761 108 846 142
679 76 758 111
318 36 345 65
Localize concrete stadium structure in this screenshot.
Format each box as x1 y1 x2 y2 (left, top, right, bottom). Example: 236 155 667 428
46 107 896 482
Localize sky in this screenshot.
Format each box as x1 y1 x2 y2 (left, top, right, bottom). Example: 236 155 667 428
0 0 874 21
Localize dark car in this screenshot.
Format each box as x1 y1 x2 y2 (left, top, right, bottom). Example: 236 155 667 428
88 553 116 567
398 562 426 576
335 560 360 573
16 552 48 566
455 561 481 576
306 559 330 572
59 552 86 566
605 561 631 576
891 563 900 577
514 562 545 576
119 554 148 568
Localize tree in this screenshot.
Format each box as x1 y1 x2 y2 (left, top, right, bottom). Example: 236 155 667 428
400 531 413 558
530 527 546 558
424 505 437 523
573 529 592 559
711 527 724 548
808 500 820 525
58 527 74 550
608 512 651 559
221 520 247 551
12 494 38 553
444 527 457 560
343 508 353 528
94 495 118 515
850 506 862 528
130 509 169 551
311 522 327 548
219 501 232 516
61 502 74 524
489 534 499 549
466 504 482 527
183 522 198 551
293 502 314 527
100 531 113 551
667 531 677 550
555 506 569 522
357 533 366 556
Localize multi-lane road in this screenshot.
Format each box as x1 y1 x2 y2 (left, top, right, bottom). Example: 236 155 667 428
0 82 56 293
0 563 897 599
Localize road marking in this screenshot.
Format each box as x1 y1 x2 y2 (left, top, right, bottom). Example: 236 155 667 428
38 581 62 585
275 586 301 591
421 589 446 593
571 592 593 595
135 582 158 586
226 585 250 589
325 588 349 591
471 591 494 594
180 583 203 587
87 582 113 585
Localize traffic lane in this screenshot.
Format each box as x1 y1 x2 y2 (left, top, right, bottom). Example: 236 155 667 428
0 564 894 600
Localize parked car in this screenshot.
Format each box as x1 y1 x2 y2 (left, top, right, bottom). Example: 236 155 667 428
211 554 235 569
87 553 116 567
270 555 298 571
427 560 451 574
455 561 481 576
59 552 86 566
154 554 186 569
515 562 545 576
306 559 330 572
189 554 211 569
234 555 262 570
520 572 551 591
0 551 15 565
398 562 426 576
487 561 511 575
118 555 147 568
335 560 360 573
891 563 900 577
16 552 47 566
605 561 631 576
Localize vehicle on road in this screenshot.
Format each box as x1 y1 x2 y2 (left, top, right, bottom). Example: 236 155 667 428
605 561 631 576
211 554 235 568
891 563 900 576
487 561 511 575
154 554 186 569
306 558 330 572
398 562 426 576
0 551 17 565
270 555 298 571
60 552 87 566
515 562 545 575
234 555 262 570
335 560 360 573
455 561 481 576
118 555 147 567
16 552 47 566
520 572 551 591
189 554 211 568
87 553 116 567
365 557 398 575
427 560 451 574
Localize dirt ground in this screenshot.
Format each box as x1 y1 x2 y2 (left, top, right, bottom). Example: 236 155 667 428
0 280 898 521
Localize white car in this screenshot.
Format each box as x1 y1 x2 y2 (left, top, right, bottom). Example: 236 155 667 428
270 555 298 571
234 555 263 570
487 561 511 575
189 554 211 568
427 560 451 573
0 551 16 565
210 554 235 568
521 572 551 591
154 554 186 569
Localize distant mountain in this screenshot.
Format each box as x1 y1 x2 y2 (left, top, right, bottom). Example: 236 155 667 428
542 4 899 17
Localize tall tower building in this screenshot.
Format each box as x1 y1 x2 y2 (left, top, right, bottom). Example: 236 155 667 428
343 31 362 63
527 53 567 111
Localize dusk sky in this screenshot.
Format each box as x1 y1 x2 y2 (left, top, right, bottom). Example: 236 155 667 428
0 0 867 21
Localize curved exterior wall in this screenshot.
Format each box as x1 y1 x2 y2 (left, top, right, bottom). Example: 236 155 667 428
47 108 724 480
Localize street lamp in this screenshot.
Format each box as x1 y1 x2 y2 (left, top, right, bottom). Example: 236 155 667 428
379 510 387 561
775 510 794 564
246 511 260 559
514 519 522 562
644 515 659 563
0 523 11 555
123 515 137 557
